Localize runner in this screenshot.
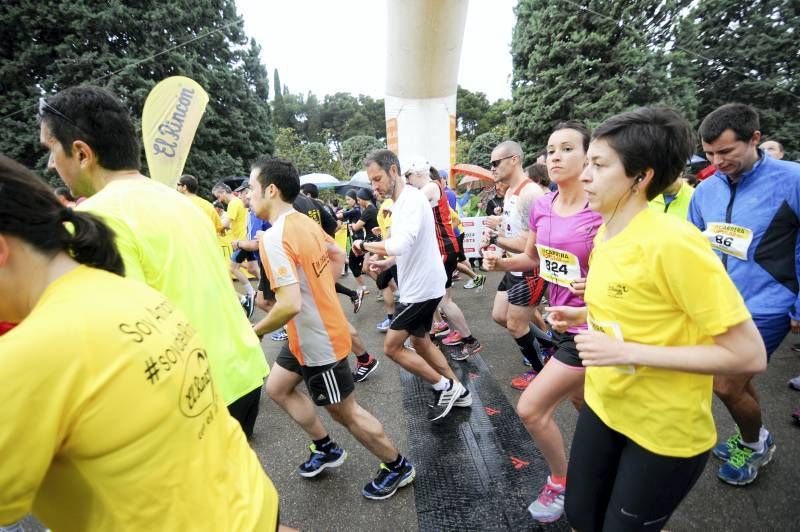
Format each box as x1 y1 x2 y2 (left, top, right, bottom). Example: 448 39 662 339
689 103 800 483
356 149 471 421
250 156 414 500
38 86 268 439
213 181 257 315
482 140 548 389
547 106 766 531
404 158 482 360
371 188 398 333
648 173 694 219
0 155 280 530
484 121 602 523
177 174 225 236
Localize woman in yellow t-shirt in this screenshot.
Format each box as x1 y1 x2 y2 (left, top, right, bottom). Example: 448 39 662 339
546 108 766 532
0 156 283 531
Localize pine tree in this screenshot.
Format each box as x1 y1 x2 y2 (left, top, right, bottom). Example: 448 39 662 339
0 0 273 196
508 0 696 154
679 0 800 158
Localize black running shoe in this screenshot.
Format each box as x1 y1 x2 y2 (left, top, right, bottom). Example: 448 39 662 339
427 380 466 421
297 443 347 478
351 289 364 314
362 460 416 500
353 357 380 383
240 293 255 318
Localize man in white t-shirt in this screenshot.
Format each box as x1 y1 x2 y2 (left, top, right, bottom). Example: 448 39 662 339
353 149 471 422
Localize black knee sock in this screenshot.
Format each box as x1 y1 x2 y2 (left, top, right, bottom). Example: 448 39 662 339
356 352 371 364
336 283 357 299
313 435 332 451
515 330 544 372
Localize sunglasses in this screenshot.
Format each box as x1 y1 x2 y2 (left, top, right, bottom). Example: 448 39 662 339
38 98 85 129
490 155 514 168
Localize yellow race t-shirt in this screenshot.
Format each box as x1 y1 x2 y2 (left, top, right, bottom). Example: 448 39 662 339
0 266 277 531
584 208 751 457
377 198 394 238
227 196 248 241
79 178 268 405
188 193 224 235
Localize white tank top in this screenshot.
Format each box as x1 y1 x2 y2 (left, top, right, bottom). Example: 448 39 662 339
503 181 533 276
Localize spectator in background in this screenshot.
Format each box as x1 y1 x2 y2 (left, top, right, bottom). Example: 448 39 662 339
525 163 552 194
485 182 507 216
177 174 225 236
759 140 784 160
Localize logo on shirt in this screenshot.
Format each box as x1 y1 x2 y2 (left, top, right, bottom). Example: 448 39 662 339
607 283 629 299
312 253 330 278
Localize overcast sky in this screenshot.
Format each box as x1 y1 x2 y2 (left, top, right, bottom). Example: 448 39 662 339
235 0 515 102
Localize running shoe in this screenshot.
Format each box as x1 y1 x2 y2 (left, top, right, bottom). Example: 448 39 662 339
453 388 473 407
297 443 347 478
712 432 742 461
362 459 416 500
792 407 800 424
240 293 254 318
528 476 566 523
522 356 532 367
404 338 416 351
357 286 370 296
271 328 288 341
789 376 800 391
463 278 477 289
717 433 775 485
351 290 364 314
792 343 800 353
428 380 466 421
511 370 538 390
442 331 464 346
452 340 483 361
376 317 391 332
353 357 380 383
431 321 450 336
464 274 486 289
452 271 462 282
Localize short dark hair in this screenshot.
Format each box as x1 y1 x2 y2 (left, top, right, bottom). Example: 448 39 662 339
0 154 123 275
552 120 591 152
364 149 401 176
593 107 693 201
179 174 199 194
54 186 75 202
39 86 141 171
300 183 319 198
250 156 300 202
525 163 550 187
212 182 232 195
699 103 760 143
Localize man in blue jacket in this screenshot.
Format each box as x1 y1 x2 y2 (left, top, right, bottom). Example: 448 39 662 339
689 103 800 486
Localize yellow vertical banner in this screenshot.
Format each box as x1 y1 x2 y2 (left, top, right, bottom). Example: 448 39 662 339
142 76 209 187
386 118 399 156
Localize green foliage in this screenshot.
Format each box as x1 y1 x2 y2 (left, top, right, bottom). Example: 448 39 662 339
508 0 697 156
341 135 385 176
0 0 274 199
467 132 503 169
679 0 800 158
455 137 472 164
273 127 345 178
456 85 511 140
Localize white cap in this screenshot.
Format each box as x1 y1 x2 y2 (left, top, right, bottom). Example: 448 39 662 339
402 156 432 176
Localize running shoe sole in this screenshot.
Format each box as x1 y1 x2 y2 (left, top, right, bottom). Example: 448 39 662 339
298 450 348 478
362 468 416 500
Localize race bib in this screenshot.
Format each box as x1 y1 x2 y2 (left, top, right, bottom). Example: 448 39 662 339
536 244 581 287
587 315 634 375
704 222 753 260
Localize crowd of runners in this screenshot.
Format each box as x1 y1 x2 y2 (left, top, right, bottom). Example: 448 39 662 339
1 84 798 532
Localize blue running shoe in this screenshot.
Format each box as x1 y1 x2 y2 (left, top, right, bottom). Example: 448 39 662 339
718 433 775 486
712 432 742 461
362 459 416 500
376 317 391 332
297 443 347 478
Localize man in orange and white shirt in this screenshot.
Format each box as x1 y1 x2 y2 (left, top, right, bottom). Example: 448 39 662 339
249 156 415 501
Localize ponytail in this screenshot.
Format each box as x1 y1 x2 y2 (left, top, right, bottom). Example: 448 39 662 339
0 154 124 276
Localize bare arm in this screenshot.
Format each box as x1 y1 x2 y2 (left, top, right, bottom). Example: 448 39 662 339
252 283 301 337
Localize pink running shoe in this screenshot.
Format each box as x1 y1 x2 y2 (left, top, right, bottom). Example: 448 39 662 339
442 331 464 346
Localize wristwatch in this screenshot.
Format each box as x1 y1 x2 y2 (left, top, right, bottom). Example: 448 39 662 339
488 231 499 246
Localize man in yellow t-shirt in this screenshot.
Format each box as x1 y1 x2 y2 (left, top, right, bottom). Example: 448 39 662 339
38 85 268 440
648 175 694 219
214 181 256 316
178 173 225 236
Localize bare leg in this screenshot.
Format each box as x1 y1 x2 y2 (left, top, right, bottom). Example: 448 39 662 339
326 394 398 463
266 364 327 440
492 291 509 329
384 329 457 384
440 288 471 337
457 260 477 280
714 374 763 443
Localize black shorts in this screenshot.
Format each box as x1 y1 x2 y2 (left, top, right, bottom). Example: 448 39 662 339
257 261 274 300
232 248 258 263
551 330 582 368
349 250 365 277
376 265 398 290
565 404 709 531
456 233 467 262
443 252 459 289
275 345 354 406
497 272 545 307
390 297 442 337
